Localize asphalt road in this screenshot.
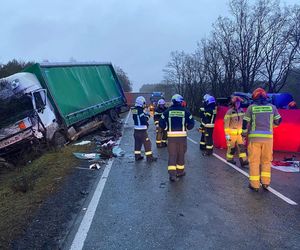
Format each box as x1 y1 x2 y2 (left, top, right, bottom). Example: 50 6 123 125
66 112 300 250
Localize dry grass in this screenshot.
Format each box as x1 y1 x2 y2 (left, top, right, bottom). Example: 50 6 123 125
0 144 92 249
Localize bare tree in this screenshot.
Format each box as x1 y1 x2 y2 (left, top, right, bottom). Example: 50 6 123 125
115 66 132 92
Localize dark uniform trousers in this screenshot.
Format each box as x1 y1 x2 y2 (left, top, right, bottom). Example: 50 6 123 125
134 129 152 159
156 126 168 146
168 137 187 177
199 127 206 150
204 127 214 155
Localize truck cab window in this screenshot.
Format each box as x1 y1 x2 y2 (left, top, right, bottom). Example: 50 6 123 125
33 91 46 111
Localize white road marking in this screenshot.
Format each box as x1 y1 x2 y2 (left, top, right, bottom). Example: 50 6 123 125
70 112 130 250
187 136 298 206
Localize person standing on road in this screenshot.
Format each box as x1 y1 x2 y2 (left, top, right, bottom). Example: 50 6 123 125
154 99 168 148
198 94 210 151
159 94 194 181
132 96 157 162
242 88 282 192
200 95 217 156
224 96 249 166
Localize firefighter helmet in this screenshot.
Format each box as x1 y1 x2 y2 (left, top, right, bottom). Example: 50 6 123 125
171 94 184 104
288 101 297 109
252 88 267 100
157 99 166 105
135 96 146 107
206 95 216 105
231 96 243 104
203 94 211 102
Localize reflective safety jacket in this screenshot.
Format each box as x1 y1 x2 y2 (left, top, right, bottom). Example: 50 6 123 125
154 106 167 125
159 104 194 137
132 106 150 130
200 103 217 128
242 103 281 140
224 107 244 135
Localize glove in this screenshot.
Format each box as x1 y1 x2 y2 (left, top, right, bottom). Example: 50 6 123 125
225 135 231 141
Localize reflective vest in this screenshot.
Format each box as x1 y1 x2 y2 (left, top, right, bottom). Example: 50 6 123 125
200 104 217 128
132 106 149 130
224 107 244 135
159 105 194 137
243 104 281 139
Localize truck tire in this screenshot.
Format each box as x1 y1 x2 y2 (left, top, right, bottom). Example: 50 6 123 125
52 131 67 147
109 109 119 122
102 114 112 130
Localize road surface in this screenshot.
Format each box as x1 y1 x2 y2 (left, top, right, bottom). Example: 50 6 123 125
66 112 300 250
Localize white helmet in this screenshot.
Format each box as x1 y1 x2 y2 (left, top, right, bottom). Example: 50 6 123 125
158 99 166 105
171 94 184 103
203 94 211 102
135 96 146 107
207 96 216 105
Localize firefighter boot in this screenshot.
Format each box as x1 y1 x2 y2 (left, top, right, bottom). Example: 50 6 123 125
135 155 144 161
240 159 249 167
227 159 236 165
262 184 269 190
248 184 259 192
169 174 177 182
147 155 157 163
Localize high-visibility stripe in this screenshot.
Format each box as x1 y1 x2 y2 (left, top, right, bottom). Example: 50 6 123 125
167 131 187 137
248 134 273 138
261 171 271 177
249 175 260 181
270 114 273 132
161 140 167 143
242 129 248 134
156 140 162 143
204 124 214 128
182 117 185 132
154 121 159 124
146 138 150 141
243 116 251 122
226 154 234 159
168 165 177 171
252 106 273 113
224 113 244 118
200 141 206 145
145 151 152 156
274 114 281 120
227 129 243 135
239 153 247 158
204 112 212 116
168 117 172 132
176 165 185 170
251 114 256 131
206 145 213 149
134 151 141 154
134 125 147 130
161 114 165 119
189 115 193 119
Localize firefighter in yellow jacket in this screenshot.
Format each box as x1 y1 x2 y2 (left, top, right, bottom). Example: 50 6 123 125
242 88 282 192
224 96 248 166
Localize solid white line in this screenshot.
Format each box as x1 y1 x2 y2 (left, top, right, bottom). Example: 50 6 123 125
70 112 130 250
187 136 298 206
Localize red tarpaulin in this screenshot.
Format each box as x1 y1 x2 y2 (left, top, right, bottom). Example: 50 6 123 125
213 106 300 152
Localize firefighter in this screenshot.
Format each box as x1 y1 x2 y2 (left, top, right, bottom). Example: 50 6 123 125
224 96 248 166
242 88 282 192
154 99 168 148
198 94 210 150
201 95 217 156
288 101 297 109
132 96 157 162
159 94 194 181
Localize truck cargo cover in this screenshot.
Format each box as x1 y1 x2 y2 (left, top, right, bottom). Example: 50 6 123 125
24 63 125 126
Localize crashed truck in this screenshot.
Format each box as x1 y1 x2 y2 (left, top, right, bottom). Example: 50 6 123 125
0 62 126 162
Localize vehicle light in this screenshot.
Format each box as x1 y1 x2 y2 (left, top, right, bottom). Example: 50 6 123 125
18 121 26 130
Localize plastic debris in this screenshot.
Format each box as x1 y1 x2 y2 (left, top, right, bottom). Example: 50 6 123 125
112 146 125 157
89 163 101 170
73 152 101 160
74 140 91 146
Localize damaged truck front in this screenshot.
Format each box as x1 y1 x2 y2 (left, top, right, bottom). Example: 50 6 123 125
0 63 126 164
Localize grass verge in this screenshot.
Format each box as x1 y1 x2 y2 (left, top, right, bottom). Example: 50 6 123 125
0 144 92 249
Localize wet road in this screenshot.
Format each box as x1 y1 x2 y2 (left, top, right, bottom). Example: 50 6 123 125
67 112 300 250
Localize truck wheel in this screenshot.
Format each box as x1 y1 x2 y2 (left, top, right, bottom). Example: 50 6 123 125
109 109 119 122
102 114 112 130
52 131 67 147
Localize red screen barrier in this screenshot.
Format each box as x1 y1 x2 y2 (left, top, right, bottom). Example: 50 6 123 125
213 106 300 152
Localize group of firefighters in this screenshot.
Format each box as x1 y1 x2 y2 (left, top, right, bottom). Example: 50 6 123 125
131 87 294 191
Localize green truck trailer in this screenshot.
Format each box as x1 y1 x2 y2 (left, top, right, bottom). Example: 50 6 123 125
0 62 126 156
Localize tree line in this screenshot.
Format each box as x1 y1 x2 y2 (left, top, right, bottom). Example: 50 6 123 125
0 59 132 92
163 0 300 113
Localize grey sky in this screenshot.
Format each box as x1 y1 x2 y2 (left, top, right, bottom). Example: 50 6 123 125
0 0 298 91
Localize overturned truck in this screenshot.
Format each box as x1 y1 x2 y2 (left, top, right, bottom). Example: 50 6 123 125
0 63 126 162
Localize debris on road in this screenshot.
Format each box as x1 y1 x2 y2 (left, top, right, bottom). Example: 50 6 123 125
73 153 101 160
112 146 125 157
89 163 102 170
74 141 92 146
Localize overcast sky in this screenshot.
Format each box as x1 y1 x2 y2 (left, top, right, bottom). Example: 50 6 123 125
0 0 298 91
